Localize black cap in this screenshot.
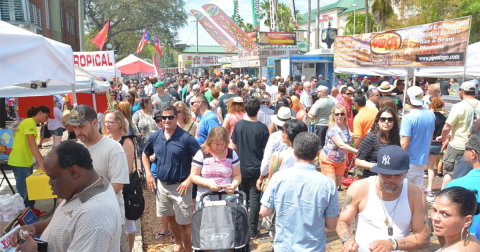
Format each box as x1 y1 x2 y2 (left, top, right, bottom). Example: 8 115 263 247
370 145 410 175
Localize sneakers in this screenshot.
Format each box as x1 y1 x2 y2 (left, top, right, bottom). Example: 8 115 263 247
250 230 260 239
423 188 434 197
31 207 47 217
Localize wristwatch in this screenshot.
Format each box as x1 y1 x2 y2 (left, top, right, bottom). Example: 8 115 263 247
341 236 351 244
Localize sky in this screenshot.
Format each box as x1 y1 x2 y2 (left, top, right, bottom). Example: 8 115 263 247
177 0 338 45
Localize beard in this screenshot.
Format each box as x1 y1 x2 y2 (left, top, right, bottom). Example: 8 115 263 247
382 182 401 193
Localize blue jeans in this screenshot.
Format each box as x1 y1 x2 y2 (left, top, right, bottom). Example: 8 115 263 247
11 166 35 208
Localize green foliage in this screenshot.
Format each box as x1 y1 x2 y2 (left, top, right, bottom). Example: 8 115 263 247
371 0 395 30
344 13 378 35
259 0 302 32
84 0 188 59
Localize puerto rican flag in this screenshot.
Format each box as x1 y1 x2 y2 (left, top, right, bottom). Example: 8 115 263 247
136 28 150 55
154 34 163 57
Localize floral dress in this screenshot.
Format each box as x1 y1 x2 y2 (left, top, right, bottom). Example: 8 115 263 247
322 124 352 163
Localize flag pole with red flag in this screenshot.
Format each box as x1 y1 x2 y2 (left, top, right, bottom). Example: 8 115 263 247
91 20 110 50
153 52 162 78
154 34 163 57
136 28 150 55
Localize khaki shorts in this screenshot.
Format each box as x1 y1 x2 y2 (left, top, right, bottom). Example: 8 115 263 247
443 144 465 175
156 180 193 225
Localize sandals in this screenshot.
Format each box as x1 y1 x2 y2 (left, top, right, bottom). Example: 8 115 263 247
154 230 171 240
423 188 434 197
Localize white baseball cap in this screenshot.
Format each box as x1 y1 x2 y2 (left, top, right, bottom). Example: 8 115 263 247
407 86 424 106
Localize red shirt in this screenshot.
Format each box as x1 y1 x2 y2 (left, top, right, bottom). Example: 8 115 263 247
338 99 354 131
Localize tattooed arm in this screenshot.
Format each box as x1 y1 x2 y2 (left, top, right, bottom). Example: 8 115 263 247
336 180 365 252
396 183 431 251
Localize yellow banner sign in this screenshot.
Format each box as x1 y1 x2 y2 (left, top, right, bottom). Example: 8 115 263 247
334 17 471 68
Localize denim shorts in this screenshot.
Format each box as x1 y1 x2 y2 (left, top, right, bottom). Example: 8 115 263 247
429 145 442 156
49 128 65 136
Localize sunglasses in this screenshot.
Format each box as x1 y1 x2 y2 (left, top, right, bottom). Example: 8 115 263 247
334 113 345 117
190 101 203 106
466 145 479 154
161 115 176 121
379 117 394 123
345 92 354 95
155 118 163 123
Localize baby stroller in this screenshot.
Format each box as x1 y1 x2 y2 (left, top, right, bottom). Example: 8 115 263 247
191 191 250 252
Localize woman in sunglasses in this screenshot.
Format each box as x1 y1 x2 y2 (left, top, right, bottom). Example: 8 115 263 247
320 104 358 187
355 107 401 178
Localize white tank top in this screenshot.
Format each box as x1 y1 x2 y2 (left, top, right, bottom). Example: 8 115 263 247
355 176 411 252
278 148 296 171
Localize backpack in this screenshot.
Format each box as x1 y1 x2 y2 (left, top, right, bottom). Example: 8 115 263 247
120 135 145 220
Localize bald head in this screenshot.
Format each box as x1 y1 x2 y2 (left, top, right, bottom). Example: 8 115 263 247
331 87 339 97
228 83 237 93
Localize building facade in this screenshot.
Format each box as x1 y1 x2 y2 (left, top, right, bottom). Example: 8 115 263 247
0 0 80 51
178 45 237 75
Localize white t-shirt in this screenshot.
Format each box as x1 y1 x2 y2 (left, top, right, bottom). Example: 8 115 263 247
84 136 130 223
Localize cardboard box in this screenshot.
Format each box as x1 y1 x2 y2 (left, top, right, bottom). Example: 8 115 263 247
26 170 57 200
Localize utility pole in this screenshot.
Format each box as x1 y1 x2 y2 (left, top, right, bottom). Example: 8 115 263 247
316 0 320 49
78 0 85 51
307 0 311 52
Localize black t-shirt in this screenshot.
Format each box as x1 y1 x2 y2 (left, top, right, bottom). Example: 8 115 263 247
431 111 447 146
217 93 239 118
221 84 228 94
357 133 393 178
440 81 451 95
377 94 403 111
231 120 269 179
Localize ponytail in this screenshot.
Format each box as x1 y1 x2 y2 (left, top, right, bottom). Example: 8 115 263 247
26 106 36 118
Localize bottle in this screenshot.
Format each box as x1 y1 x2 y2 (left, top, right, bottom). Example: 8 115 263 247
13 193 25 213
2 199 14 223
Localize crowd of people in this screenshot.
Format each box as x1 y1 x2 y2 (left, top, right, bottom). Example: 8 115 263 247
6 71 480 252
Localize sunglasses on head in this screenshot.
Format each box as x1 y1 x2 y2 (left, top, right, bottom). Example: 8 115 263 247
379 117 394 123
334 113 345 116
466 145 479 154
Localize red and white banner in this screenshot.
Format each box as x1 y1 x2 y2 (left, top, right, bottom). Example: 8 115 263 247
153 53 162 77
190 10 238 53
73 51 116 78
202 4 258 52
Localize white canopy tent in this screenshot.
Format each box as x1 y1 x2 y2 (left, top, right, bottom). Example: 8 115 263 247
0 21 75 89
0 66 109 98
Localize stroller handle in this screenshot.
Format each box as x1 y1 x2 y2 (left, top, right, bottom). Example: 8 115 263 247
199 191 247 205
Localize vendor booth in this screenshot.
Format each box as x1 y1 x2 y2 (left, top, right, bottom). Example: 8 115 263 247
117 54 155 78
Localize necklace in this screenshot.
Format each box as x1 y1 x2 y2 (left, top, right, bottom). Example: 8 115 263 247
66 177 101 203
376 177 402 236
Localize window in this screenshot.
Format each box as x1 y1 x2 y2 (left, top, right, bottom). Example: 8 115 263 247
66 12 75 36
45 0 50 29
0 0 25 22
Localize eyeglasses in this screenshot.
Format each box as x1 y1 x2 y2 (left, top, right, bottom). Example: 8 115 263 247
334 113 345 117
379 117 394 123
345 92 354 95
466 145 478 154
177 111 182 114
193 89 200 92
190 101 203 106
104 121 117 125
161 115 176 121
155 118 163 123
44 114 49 119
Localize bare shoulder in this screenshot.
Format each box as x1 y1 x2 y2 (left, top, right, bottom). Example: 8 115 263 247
407 181 423 201
346 178 369 202
466 236 480 251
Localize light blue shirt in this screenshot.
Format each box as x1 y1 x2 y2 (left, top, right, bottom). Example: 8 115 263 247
400 107 435 165
261 163 340 252
446 169 480 235
195 110 220 145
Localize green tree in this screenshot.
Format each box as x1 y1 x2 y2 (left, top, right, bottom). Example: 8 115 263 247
84 0 188 60
258 1 303 32
371 0 395 30
344 12 377 35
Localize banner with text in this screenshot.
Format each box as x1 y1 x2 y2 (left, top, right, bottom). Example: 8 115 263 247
202 4 258 52
73 51 116 78
190 10 238 53
334 16 471 68
259 32 296 45
251 0 261 27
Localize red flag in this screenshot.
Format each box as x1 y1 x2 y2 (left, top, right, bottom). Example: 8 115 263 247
136 28 150 55
154 34 163 57
90 21 110 50
153 52 162 77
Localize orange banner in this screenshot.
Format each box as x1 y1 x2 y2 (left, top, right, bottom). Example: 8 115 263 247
202 4 258 52
334 16 471 68
259 32 296 45
190 10 238 53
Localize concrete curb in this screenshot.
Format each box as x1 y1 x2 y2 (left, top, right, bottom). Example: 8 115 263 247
133 219 143 252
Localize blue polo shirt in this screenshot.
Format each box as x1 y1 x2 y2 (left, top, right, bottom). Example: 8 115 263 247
195 110 220 146
144 127 200 182
445 169 480 235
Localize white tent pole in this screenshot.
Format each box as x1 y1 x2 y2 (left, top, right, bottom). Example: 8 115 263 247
92 92 97 112
71 83 77 107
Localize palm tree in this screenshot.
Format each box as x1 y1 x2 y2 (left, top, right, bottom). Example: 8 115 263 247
259 1 303 32
344 12 376 35
365 0 369 33
371 0 394 30
241 23 256 33
259 0 271 30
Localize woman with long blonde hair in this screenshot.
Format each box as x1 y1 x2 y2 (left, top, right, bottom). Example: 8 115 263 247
320 104 357 187
172 101 197 136
101 109 137 251
290 95 308 126
118 101 133 134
